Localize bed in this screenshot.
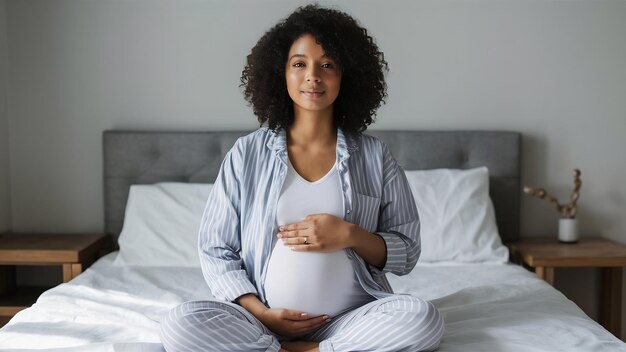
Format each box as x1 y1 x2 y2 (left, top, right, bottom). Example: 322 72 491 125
0 130 624 352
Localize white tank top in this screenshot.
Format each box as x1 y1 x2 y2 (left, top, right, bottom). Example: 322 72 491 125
264 159 373 317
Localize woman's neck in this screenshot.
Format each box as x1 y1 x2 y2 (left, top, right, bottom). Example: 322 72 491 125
288 109 336 148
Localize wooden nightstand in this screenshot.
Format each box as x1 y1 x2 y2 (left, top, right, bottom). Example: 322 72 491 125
0 233 113 326
508 237 626 338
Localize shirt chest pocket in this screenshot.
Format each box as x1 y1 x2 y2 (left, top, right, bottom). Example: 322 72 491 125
353 193 381 233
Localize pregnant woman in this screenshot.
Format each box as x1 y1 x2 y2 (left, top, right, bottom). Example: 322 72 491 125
160 4 444 352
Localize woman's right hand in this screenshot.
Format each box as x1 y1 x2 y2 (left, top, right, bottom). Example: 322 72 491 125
258 308 330 337
236 293 330 337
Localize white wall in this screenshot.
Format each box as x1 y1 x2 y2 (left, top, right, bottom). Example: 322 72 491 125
0 0 10 232
5 0 626 337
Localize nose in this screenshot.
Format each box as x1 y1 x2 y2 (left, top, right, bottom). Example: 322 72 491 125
306 66 321 83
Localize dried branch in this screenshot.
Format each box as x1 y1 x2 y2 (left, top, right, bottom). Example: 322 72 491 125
523 169 582 219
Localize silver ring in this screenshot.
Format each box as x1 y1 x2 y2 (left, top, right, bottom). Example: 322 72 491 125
304 237 308 244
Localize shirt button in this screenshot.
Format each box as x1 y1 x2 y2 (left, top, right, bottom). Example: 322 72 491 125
346 209 351 214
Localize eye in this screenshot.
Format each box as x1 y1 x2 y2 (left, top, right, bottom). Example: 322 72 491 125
293 62 305 68
322 63 334 69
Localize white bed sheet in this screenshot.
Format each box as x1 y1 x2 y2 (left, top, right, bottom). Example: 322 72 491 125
0 253 624 352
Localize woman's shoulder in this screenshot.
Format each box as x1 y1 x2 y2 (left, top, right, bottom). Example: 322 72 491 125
237 127 273 142
357 132 381 145
352 132 388 155
231 127 277 152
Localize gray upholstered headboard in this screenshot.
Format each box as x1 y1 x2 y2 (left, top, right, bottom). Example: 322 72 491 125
103 130 520 244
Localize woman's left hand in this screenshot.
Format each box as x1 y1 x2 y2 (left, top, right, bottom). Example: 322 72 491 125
277 214 353 252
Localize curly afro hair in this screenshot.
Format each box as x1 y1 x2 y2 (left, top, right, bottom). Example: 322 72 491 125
241 4 388 134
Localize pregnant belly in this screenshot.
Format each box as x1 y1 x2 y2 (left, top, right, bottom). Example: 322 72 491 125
264 241 357 317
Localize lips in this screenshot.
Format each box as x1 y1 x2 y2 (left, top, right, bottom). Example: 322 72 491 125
302 90 325 98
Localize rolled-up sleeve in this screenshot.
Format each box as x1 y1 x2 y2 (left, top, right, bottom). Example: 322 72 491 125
198 140 258 302
375 143 421 276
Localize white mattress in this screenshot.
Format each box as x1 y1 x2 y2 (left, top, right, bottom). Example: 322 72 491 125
0 253 624 352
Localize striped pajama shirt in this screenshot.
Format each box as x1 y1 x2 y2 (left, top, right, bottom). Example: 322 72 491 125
160 128 444 351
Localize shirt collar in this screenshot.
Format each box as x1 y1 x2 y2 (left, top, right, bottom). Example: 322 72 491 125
266 127 359 159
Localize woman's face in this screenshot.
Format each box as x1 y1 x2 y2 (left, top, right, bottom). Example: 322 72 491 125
285 34 342 116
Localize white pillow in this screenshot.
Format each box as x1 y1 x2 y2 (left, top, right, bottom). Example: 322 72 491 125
404 167 509 263
113 182 213 267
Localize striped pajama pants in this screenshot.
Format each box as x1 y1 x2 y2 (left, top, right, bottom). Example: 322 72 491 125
159 294 444 352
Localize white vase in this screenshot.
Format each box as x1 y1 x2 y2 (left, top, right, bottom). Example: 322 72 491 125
558 218 578 243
